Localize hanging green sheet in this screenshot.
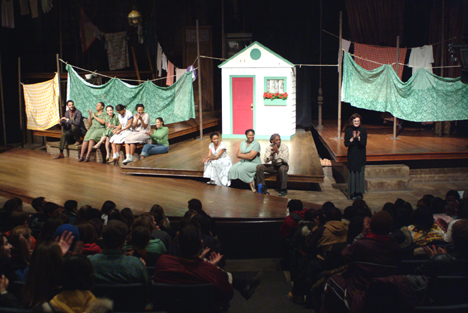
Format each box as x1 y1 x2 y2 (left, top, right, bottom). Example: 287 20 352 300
66 65 195 125
342 51 468 122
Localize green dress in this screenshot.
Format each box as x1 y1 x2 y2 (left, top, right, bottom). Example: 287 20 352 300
104 114 120 138
228 140 261 183
83 111 107 142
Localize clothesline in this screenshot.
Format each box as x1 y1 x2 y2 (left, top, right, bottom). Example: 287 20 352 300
59 59 198 83
347 51 461 69
199 55 337 67
323 29 457 49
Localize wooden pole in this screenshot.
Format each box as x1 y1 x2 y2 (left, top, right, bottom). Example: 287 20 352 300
0 49 6 146
337 11 343 139
222 0 226 59
317 0 323 128
18 58 24 147
392 36 399 139
196 20 204 140
131 47 141 83
59 0 62 72
441 0 445 78
56 54 62 123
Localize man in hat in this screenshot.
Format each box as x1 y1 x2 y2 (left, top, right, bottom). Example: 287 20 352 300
255 133 289 196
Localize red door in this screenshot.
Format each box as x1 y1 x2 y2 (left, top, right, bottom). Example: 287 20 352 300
232 77 253 135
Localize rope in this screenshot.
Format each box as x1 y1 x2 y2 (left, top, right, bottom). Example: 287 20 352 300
345 51 462 69
323 29 457 48
59 59 198 83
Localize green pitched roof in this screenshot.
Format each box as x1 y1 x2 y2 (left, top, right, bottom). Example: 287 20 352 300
218 41 295 68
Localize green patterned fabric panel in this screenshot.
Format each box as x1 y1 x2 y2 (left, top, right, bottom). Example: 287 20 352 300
66 65 196 125
342 52 468 122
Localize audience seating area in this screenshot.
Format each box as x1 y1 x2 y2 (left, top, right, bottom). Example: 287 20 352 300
0 188 467 312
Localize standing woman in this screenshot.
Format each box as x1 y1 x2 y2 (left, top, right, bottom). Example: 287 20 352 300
344 113 367 200
203 132 232 186
79 102 106 162
93 105 120 161
108 104 134 164
228 129 261 192
123 104 151 164
140 117 169 159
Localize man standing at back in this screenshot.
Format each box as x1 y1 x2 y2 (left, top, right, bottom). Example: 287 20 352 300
255 133 289 196
53 100 87 159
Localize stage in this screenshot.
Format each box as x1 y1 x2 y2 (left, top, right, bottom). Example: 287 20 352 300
121 129 324 184
315 120 468 163
0 148 303 219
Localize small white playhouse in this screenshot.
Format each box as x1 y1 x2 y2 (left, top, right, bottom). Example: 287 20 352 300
218 41 296 140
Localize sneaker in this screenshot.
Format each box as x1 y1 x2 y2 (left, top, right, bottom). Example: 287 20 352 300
122 157 133 165
278 189 288 197
287 292 305 304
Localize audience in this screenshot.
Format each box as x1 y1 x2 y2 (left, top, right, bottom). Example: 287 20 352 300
154 221 262 309
63 200 78 225
34 255 112 313
22 241 68 309
0 190 466 311
100 201 116 225
78 223 102 255
323 211 402 312
8 226 32 280
0 233 17 287
408 205 445 246
279 199 306 239
87 220 151 286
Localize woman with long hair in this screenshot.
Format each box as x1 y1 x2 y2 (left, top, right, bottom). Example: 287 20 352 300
22 231 74 309
21 241 63 309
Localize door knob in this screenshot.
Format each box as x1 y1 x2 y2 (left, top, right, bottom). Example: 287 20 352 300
250 103 253 110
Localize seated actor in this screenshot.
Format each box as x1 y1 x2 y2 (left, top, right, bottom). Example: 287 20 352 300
255 133 289 196
54 100 87 159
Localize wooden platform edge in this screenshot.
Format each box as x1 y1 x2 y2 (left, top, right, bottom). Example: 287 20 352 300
121 166 324 183
335 151 468 163
33 117 221 141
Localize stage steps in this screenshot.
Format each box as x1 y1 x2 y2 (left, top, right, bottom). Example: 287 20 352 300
365 164 413 191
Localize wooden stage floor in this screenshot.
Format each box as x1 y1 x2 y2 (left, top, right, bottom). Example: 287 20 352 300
316 120 468 163
122 129 324 184
0 148 296 219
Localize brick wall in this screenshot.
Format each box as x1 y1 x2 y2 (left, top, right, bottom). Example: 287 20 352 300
410 167 468 183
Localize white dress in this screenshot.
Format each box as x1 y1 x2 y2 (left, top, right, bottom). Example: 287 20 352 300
124 112 151 144
203 142 232 187
109 110 133 144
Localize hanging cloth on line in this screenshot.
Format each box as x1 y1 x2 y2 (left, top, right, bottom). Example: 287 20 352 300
104 32 129 70
354 43 407 80
66 65 196 125
408 45 434 75
23 73 60 130
341 51 468 122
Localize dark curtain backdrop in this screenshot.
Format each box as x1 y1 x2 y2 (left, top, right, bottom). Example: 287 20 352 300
345 0 406 45
430 3 464 78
